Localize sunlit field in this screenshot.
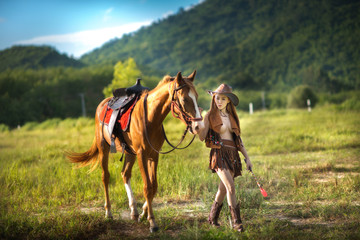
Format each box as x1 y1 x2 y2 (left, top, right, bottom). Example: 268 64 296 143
1 106 359 239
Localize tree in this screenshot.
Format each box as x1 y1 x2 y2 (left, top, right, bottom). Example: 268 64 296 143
103 58 141 97
287 85 318 109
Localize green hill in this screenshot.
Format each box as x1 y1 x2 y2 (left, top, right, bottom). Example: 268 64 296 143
0 45 85 71
81 0 360 91
0 0 359 127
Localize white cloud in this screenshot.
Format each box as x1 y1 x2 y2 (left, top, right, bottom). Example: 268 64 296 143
103 7 113 22
15 21 152 58
162 11 174 19
185 0 204 11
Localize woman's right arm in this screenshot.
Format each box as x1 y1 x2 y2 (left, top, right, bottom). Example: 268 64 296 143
198 113 209 141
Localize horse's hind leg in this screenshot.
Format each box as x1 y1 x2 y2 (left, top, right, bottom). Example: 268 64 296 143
99 142 112 218
121 153 139 220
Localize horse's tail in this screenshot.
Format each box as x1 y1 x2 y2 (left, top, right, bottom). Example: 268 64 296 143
65 137 100 172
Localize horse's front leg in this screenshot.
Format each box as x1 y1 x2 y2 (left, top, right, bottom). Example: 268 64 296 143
138 152 159 232
121 153 139 220
139 201 148 222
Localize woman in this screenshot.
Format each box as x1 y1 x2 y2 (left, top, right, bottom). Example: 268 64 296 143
198 83 253 232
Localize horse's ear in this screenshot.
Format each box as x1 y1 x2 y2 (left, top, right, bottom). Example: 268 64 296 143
187 70 197 82
175 72 184 85
176 72 182 80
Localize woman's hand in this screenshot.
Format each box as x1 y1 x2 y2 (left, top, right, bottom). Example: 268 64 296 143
245 158 253 171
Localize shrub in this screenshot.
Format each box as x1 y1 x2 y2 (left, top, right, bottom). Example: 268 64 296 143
0 123 9 132
36 118 62 130
235 90 263 112
268 92 287 109
338 95 360 111
21 122 39 131
287 85 318 109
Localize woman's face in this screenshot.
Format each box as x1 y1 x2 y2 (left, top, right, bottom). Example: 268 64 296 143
214 93 230 111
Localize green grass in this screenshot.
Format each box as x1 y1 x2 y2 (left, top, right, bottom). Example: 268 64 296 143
1 106 360 239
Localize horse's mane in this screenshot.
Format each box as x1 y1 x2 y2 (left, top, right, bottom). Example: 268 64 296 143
157 75 173 86
148 74 197 97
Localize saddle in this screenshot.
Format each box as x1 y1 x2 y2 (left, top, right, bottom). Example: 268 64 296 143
101 79 149 156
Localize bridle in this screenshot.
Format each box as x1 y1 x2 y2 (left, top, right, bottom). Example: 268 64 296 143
143 80 203 154
169 80 203 132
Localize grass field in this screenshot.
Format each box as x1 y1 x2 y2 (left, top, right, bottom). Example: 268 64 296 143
1 105 359 239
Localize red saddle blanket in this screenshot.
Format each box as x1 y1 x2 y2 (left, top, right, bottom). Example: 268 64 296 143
99 99 137 131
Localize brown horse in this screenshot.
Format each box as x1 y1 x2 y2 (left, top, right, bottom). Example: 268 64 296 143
66 70 203 232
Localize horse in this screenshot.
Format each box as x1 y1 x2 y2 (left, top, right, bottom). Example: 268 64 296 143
66 70 204 232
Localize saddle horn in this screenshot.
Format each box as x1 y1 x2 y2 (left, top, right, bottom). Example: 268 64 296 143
126 78 149 95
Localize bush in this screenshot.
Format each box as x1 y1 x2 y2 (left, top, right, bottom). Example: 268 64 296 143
36 118 62 130
235 90 264 112
287 85 318 109
268 92 288 109
21 122 39 131
0 123 9 132
338 95 360 111
318 91 360 106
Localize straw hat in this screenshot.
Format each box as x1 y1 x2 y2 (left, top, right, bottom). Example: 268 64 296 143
208 84 239 106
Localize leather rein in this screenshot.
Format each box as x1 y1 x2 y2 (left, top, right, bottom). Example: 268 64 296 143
142 82 203 154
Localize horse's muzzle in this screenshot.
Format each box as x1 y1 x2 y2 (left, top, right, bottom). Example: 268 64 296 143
190 120 204 135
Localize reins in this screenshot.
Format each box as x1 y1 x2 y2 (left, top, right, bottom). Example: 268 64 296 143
142 93 196 154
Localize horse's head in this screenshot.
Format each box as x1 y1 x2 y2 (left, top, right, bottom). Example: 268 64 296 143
170 70 204 134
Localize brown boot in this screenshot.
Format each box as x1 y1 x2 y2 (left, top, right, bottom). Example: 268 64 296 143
208 201 223 226
229 203 244 232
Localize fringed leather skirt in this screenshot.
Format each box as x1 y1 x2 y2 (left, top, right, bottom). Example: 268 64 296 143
209 139 242 177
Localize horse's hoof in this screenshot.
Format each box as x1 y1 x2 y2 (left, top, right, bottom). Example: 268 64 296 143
131 214 139 221
138 214 145 223
105 212 113 219
150 226 159 233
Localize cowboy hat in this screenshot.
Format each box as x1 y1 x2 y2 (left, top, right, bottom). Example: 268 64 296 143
207 84 239 106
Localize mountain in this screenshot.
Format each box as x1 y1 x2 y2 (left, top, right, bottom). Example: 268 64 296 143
81 0 360 91
0 45 85 71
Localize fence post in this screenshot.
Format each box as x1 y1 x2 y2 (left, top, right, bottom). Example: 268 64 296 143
79 93 86 117
307 99 311 112
249 102 253 115
261 91 266 110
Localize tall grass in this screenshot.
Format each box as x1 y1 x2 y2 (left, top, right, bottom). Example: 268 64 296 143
1 107 359 239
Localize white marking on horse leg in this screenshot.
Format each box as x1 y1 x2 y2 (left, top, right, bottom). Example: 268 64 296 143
125 180 138 218
104 203 113 218
138 201 148 221
189 90 204 133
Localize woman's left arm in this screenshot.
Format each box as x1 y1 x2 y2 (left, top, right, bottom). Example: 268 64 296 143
239 138 253 170
198 113 210 141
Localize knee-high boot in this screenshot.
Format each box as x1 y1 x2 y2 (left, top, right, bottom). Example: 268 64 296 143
229 203 244 232
208 201 223 226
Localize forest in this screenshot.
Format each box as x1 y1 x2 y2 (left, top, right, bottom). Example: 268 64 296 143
81 0 360 92
0 0 359 127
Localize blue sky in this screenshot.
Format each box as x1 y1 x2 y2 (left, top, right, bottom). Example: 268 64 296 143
0 0 202 58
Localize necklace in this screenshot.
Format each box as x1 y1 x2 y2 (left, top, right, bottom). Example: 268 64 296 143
219 111 228 117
